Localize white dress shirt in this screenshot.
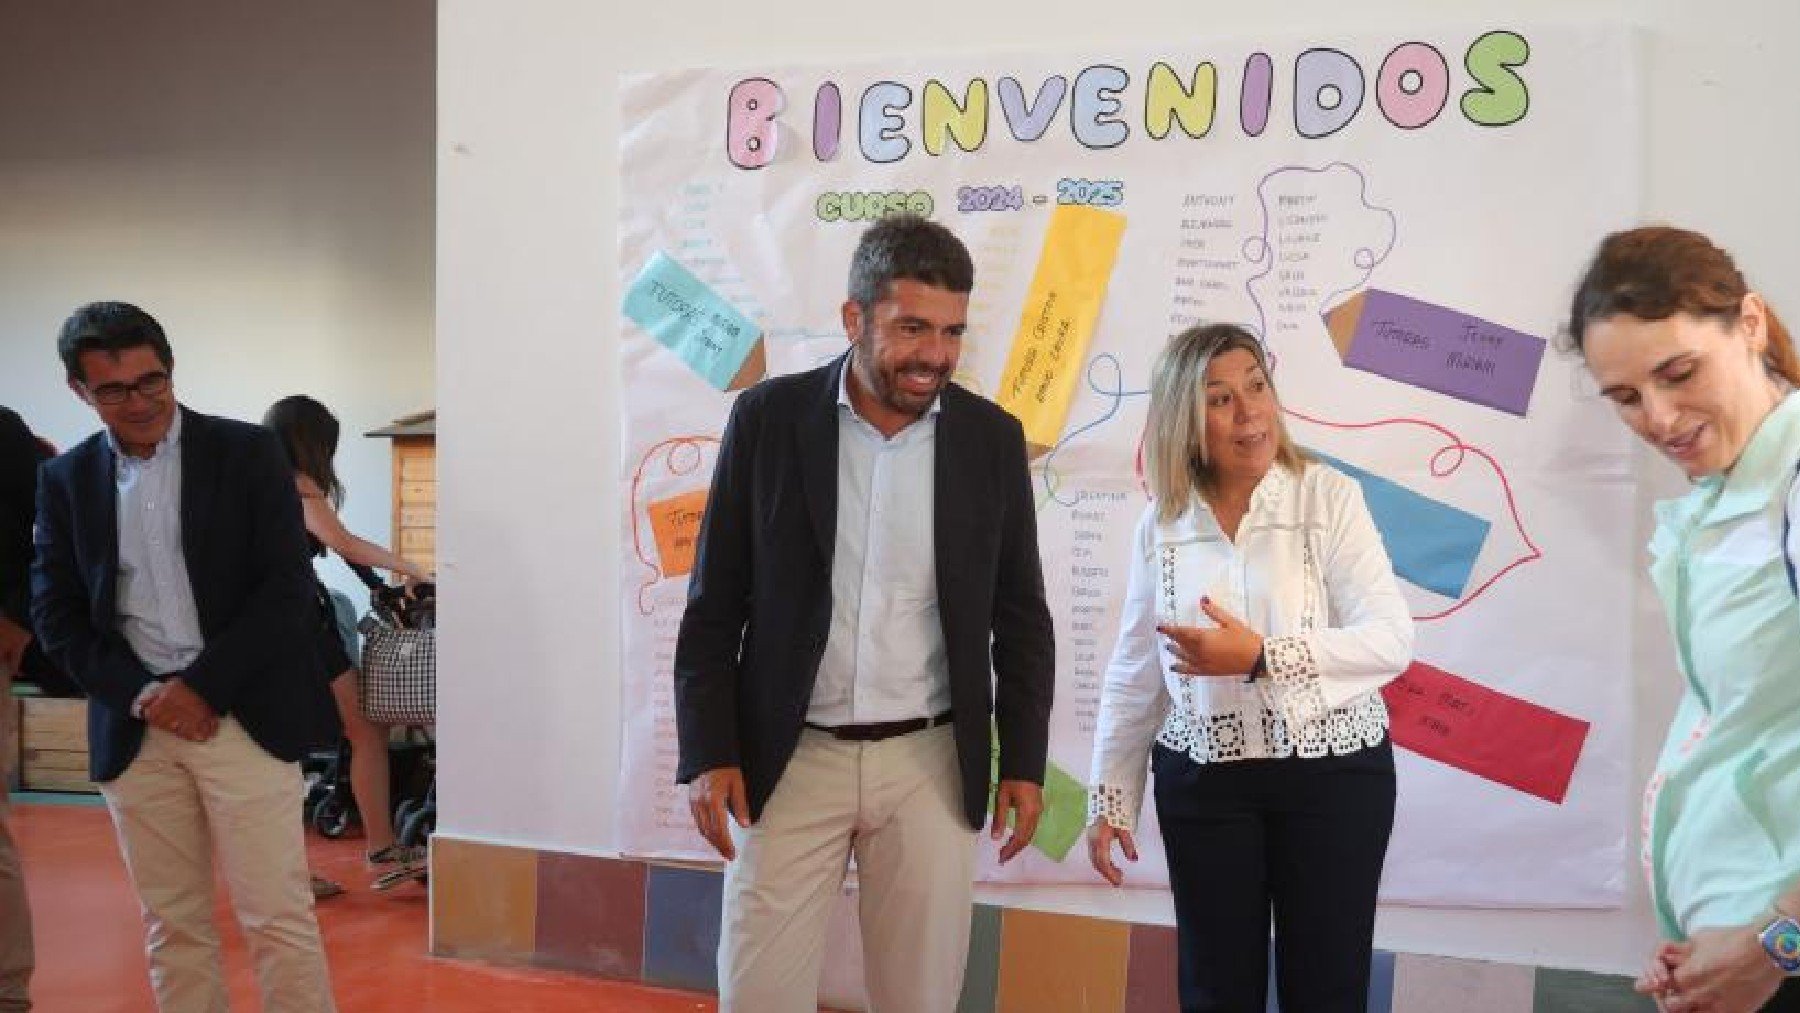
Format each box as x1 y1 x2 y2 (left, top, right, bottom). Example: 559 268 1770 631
1088 460 1415 830
806 367 951 726
111 410 204 677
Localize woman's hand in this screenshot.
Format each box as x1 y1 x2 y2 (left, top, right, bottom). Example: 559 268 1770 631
1636 940 1689 1008
1157 597 1264 677
1087 820 1138 887
1653 926 1783 1013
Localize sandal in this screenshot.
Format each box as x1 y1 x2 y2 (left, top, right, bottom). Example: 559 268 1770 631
310 874 346 900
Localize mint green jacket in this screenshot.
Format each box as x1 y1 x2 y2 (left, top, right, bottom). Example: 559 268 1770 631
1646 391 1800 939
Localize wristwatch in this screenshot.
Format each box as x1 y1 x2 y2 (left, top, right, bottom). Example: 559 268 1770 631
1759 912 1800 975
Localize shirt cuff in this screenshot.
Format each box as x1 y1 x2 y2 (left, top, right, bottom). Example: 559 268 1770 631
1087 782 1140 832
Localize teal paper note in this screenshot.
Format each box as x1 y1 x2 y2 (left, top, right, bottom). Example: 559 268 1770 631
622 251 762 390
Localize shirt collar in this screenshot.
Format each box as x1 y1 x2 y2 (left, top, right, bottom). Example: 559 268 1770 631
1154 461 1297 542
106 406 183 462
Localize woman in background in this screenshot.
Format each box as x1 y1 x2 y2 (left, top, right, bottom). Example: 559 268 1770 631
266 395 430 892
1086 323 1414 1012
1568 227 1800 1013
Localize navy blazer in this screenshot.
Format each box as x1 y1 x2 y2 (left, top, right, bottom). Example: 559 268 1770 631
30 406 328 782
673 355 1057 830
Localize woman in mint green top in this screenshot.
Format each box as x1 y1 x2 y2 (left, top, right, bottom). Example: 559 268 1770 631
1571 227 1800 1013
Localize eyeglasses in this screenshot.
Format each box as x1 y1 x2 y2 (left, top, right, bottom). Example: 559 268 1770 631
86 371 171 406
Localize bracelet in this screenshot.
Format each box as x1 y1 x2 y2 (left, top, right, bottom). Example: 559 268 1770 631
1243 645 1268 685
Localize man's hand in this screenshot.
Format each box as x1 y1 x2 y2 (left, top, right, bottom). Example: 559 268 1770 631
0 616 30 677
687 766 750 860
1654 925 1784 1013
1087 820 1138 886
990 779 1043 864
141 677 219 742
1158 597 1263 677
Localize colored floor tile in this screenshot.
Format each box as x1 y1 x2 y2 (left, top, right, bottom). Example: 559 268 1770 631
432 835 540 959
958 904 1004 1013
642 864 725 994
1123 922 1179 1010
536 850 648 979
1533 967 1655 1012
996 908 1130 1012
1392 952 1535 1013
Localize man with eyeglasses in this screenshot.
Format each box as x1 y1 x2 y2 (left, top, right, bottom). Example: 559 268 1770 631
29 302 339 1012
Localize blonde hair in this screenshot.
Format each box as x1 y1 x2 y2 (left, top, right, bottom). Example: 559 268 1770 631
1144 324 1307 523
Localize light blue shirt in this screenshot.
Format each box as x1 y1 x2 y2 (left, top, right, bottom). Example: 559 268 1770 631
110 410 204 676
1645 390 1800 938
806 365 951 726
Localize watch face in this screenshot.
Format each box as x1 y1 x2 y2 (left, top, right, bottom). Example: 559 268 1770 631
1763 917 1800 974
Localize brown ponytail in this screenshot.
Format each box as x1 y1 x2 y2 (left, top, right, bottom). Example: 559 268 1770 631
1566 226 1800 387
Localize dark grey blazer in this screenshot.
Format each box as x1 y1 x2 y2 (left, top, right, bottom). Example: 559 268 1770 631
673 355 1056 829
31 406 329 781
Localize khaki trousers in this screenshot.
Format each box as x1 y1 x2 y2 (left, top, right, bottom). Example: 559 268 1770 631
719 723 977 1013
100 717 336 1013
0 669 31 1013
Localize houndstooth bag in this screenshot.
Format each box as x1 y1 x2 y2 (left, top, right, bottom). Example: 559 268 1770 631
358 614 435 724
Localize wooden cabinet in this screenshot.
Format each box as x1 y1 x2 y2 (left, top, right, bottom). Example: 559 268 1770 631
369 412 436 575
16 696 94 793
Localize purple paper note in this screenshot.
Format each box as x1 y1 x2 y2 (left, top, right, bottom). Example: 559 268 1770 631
1325 289 1545 416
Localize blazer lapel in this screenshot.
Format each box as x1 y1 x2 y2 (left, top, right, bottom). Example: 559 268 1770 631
932 388 973 609
177 409 216 629
797 357 844 564
84 437 121 619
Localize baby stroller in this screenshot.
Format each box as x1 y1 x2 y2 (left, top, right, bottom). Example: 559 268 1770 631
302 563 438 890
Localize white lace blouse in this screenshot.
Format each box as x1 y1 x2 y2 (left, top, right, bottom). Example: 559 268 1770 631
1087 460 1415 831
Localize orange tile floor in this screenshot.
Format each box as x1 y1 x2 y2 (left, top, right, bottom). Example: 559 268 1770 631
11 800 718 1012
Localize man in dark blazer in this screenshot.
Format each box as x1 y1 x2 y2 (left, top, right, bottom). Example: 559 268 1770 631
31 302 337 1013
674 216 1055 1012
0 404 44 1013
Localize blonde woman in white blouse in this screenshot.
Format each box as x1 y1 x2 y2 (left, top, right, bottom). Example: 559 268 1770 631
1087 323 1414 1013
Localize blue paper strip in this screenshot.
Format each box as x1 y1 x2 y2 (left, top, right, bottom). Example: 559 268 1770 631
1316 453 1490 600
622 251 762 391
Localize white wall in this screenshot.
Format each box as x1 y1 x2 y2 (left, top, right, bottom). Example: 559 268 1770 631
436 0 1800 974
0 0 436 604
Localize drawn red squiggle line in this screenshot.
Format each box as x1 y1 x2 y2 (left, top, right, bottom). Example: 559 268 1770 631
1282 407 1542 623
629 435 720 615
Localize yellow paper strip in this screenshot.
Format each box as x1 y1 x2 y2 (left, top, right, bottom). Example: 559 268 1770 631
997 205 1127 456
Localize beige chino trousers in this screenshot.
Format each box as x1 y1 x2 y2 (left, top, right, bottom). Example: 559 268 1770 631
719 723 978 1013
100 717 336 1013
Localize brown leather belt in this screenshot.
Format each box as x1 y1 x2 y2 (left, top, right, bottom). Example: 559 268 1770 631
805 710 954 742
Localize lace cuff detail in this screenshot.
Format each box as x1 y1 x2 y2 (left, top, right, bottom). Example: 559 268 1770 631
1087 783 1138 831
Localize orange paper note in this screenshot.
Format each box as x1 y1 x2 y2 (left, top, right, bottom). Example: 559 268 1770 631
646 489 709 579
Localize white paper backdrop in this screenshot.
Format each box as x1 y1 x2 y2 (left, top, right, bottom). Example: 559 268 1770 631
617 24 1637 907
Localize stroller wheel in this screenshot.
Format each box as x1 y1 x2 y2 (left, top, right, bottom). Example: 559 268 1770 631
398 805 432 849
311 793 353 839
393 799 419 839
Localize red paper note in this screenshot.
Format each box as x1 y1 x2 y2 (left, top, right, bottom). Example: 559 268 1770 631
1381 660 1589 804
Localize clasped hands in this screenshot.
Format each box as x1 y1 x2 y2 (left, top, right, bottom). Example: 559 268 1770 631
132 676 218 742
1638 925 1785 1013
687 765 1044 863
